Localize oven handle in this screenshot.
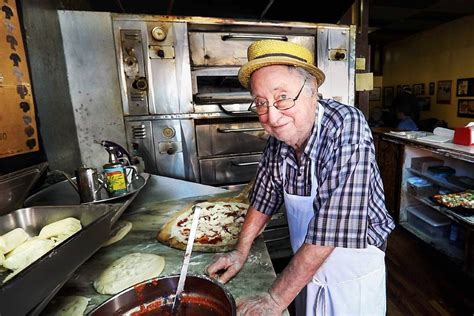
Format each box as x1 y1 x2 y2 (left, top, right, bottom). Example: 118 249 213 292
217 127 265 133
221 34 288 41
231 161 260 166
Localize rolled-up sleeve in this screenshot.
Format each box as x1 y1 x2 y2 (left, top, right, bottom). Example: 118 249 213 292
249 142 284 216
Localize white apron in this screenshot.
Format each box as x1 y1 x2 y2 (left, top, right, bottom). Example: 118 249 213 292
283 104 387 316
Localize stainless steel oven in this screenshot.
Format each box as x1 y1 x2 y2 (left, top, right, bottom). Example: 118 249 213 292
113 14 355 259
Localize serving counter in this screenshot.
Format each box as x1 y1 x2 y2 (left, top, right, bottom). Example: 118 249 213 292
41 175 285 315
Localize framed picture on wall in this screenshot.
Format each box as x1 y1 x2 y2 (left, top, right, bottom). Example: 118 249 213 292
436 80 452 104
456 78 474 97
458 99 474 118
396 85 402 95
369 87 381 101
417 96 431 111
413 83 425 95
429 82 435 95
383 86 394 107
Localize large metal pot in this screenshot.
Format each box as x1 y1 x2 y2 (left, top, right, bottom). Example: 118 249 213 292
88 274 236 315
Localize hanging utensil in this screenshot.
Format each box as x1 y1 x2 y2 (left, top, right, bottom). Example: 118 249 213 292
171 205 202 315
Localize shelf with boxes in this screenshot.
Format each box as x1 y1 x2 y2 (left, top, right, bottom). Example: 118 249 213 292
400 146 474 274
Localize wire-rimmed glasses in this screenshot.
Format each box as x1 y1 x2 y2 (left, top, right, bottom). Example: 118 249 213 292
248 79 307 115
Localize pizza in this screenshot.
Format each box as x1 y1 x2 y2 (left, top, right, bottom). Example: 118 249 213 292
432 190 474 209
157 201 249 252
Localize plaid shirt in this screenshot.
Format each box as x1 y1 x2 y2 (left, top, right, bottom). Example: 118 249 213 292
250 99 395 248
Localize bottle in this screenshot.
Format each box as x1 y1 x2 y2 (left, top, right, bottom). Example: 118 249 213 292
103 148 128 196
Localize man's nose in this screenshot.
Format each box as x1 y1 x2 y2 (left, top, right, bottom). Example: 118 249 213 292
266 104 282 124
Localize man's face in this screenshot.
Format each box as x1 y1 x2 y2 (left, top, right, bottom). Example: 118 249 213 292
250 65 317 148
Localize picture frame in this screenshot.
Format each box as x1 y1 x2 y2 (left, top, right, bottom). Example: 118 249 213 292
413 83 425 96
383 86 394 108
436 80 452 104
456 78 474 97
457 99 474 118
417 96 431 111
429 82 435 95
369 87 381 101
396 85 402 95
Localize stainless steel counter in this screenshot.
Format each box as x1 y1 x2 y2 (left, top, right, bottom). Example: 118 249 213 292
42 175 287 315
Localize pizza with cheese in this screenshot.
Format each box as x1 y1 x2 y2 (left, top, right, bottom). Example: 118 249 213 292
157 201 249 252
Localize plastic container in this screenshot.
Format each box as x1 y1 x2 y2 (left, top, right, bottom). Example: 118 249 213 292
406 205 451 238
406 177 438 197
411 156 444 173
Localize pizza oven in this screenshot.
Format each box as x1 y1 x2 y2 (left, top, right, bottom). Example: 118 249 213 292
113 15 355 261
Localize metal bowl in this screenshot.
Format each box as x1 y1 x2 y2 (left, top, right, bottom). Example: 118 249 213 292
88 274 236 316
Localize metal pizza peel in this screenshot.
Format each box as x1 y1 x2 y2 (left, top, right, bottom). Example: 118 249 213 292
171 204 202 315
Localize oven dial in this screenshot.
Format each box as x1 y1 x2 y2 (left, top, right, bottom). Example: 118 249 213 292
151 26 167 41
162 127 175 138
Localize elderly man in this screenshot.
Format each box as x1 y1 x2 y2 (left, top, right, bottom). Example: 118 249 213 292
207 40 395 316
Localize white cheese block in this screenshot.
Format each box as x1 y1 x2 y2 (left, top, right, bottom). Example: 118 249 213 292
39 217 82 239
0 228 29 254
93 253 165 295
3 237 55 271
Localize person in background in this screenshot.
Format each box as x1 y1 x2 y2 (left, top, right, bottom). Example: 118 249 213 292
393 87 419 131
207 40 395 316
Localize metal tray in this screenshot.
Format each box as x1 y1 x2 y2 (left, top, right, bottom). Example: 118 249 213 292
24 173 149 206
0 204 122 316
0 162 48 215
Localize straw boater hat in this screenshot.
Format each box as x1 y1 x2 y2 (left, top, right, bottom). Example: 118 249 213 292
238 40 326 89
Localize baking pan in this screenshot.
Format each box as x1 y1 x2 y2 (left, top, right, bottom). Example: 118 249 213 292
0 204 121 316
0 162 48 215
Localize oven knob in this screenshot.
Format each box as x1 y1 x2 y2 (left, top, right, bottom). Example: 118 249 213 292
162 127 175 138
167 146 177 155
132 77 148 91
151 26 167 41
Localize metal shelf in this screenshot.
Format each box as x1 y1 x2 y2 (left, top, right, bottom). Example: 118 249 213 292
407 168 466 192
400 222 464 263
411 195 474 227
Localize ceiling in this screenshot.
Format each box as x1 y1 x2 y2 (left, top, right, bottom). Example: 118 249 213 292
69 0 474 46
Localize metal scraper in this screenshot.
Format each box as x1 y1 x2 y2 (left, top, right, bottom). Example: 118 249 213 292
171 204 202 315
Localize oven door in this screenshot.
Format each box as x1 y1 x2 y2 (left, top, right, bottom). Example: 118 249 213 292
191 66 253 114
199 154 261 186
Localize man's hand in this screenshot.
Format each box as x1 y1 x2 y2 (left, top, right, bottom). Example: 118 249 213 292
206 250 247 283
237 292 284 315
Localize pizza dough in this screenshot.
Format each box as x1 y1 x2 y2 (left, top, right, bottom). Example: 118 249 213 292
157 201 248 252
39 217 82 240
0 228 29 254
93 253 165 295
102 220 133 247
46 296 90 316
3 237 55 271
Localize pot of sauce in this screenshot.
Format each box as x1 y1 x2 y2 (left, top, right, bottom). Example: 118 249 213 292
88 275 236 316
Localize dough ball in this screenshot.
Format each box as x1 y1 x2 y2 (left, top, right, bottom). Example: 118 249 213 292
39 217 82 239
102 220 133 247
3 237 54 271
93 253 165 295
46 296 90 316
0 228 29 254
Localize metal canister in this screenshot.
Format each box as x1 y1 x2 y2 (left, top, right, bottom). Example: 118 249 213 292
103 162 127 196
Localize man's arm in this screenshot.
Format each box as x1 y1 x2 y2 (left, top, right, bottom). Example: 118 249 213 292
270 243 334 308
235 206 271 256
237 243 334 314
207 207 270 283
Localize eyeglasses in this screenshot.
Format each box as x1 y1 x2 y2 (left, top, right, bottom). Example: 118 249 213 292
249 79 307 115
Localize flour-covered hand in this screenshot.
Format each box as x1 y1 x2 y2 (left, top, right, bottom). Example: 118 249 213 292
237 292 284 315
206 250 247 283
